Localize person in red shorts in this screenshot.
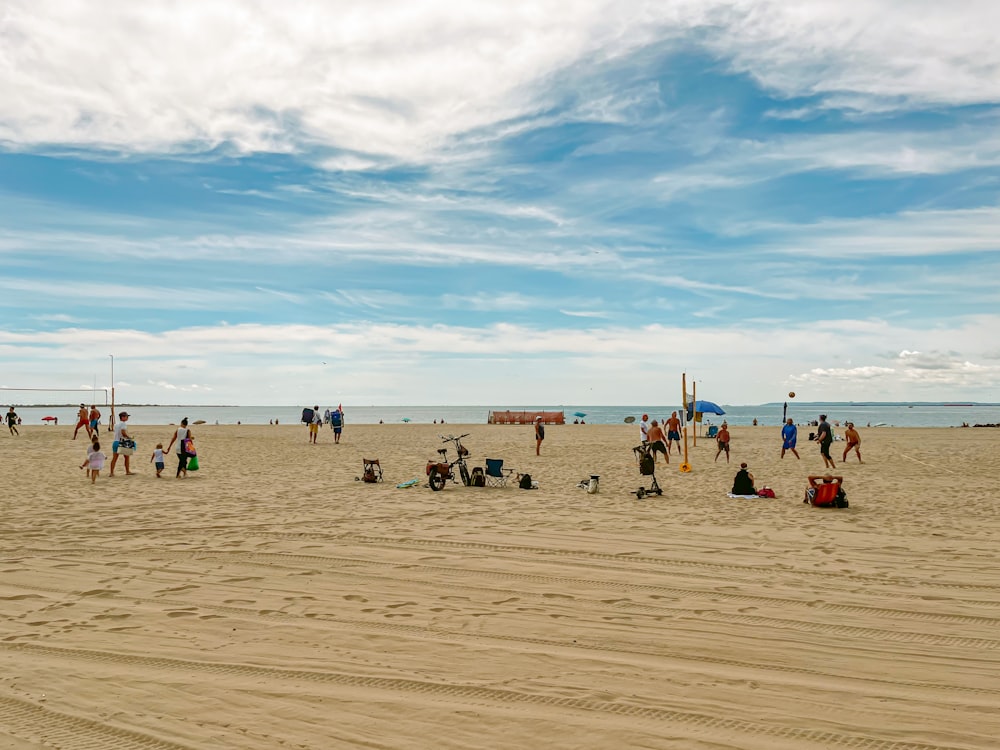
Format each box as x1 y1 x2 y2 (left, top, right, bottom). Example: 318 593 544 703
73 403 91 440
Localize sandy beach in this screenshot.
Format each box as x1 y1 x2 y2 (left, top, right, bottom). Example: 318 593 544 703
2 421 998 749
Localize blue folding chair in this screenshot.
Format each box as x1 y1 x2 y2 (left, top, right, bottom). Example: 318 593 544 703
484 458 514 487
706 425 719 438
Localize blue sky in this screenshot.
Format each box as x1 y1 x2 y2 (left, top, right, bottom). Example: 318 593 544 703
2 1 999 406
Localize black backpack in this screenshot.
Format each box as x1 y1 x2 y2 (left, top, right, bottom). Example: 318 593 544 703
469 467 485 487
519 473 533 490
639 454 655 476
302 407 315 424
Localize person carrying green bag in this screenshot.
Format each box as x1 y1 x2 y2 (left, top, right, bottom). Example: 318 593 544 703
166 417 197 478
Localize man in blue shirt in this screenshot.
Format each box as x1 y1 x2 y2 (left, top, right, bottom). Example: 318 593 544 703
780 418 800 459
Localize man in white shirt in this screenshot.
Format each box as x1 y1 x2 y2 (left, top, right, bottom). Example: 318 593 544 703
110 411 135 476
639 414 650 443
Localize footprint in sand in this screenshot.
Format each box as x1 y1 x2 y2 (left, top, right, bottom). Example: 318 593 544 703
343 595 367 602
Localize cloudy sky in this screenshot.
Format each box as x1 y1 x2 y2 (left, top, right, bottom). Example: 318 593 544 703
2 0 999 406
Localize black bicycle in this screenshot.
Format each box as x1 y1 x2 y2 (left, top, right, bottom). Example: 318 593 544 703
426 433 472 491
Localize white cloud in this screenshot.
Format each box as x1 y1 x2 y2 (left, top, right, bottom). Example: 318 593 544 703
2 315 998 404
4 1 999 162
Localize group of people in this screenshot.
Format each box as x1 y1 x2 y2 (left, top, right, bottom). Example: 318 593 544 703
77 412 198 482
779 415 863 466
629 409 859 502
72 403 103 440
79 410 134 481
307 407 344 444
639 412 683 463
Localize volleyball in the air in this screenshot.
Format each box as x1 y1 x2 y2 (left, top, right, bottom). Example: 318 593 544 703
788 391 796 398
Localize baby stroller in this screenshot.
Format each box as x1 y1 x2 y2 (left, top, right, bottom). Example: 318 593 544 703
632 443 662 499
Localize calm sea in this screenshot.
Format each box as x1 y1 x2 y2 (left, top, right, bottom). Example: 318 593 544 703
7 403 1000 428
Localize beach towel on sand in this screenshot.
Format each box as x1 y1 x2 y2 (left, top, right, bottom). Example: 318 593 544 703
727 493 759 499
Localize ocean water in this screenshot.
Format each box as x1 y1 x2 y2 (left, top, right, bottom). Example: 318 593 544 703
7 403 1000 428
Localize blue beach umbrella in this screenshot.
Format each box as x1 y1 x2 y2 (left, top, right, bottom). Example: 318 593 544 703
401 417 411 422
693 400 725 415
573 411 587 418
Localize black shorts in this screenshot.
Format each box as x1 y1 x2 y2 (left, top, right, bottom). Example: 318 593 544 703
649 440 666 454
717 440 729 451
820 441 832 458
667 430 680 441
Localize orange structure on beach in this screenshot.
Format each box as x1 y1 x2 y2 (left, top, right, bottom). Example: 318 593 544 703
487 410 565 425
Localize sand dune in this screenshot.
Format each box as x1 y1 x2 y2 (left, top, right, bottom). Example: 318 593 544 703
1 422 998 749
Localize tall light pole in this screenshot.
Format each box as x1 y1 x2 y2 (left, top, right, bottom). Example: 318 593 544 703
109 354 115 432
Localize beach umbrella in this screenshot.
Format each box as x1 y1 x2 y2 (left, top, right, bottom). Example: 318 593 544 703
692 400 725 416
573 411 587 418
41 416 57 422
401 417 411 422
623 416 636 424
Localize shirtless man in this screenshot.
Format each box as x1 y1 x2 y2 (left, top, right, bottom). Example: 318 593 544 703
88 405 101 435
714 422 730 463
73 403 91 440
842 422 863 463
646 419 669 464
665 411 682 455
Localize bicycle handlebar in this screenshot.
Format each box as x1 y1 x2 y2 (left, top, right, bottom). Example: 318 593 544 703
440 433 470 442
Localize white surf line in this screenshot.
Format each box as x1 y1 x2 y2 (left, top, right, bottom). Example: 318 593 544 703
897 452 959 475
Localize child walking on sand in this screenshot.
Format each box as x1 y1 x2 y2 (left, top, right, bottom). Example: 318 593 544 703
81 440 107 484
151 443 165 477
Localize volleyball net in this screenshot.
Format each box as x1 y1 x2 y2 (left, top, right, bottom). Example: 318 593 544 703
0 387 110 405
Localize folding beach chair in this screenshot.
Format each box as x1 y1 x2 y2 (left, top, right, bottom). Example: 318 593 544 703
484 458 514 487
705 425 719 438
361 458 383 483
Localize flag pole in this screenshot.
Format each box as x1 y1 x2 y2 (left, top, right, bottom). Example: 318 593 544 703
692 380 697 447
680 373 691 472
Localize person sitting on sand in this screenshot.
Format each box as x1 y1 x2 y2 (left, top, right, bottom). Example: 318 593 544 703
731 463 756 495
804 474 844 506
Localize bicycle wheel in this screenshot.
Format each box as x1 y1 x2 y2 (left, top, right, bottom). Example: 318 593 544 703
429 468 446 491
459 462 471 486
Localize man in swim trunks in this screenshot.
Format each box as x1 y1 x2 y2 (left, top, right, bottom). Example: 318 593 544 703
646 419 669 464
666 411 681 455
842 422 862 463
89 405 101 434
714 422 730 463
780 418 800 459
73 403 91 440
